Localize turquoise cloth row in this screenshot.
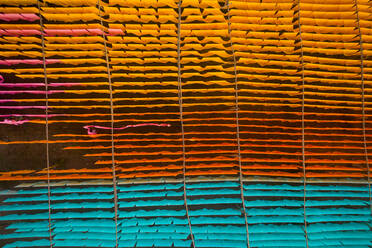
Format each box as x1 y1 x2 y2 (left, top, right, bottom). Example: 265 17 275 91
1 181 371 248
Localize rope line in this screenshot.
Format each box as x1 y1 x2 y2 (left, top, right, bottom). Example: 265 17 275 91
354 0 372 213
296 0 310 246
97 1 119 246
177 1 196 247
37 1 53 247
225 1 250 247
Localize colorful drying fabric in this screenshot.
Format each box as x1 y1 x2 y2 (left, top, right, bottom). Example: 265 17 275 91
0 0 371 247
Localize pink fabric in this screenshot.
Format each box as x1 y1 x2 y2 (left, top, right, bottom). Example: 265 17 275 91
21 14 40 22
0 118 29 126
108 29 124 36
2 29 41 36
1 83 43 88
0 114 66 118
0 106 47 109
23 59 40 65
0 14 20 21
0 90 64 94
0 59 61 66
1 28 106 37
0 13 39 22
87 29 104 35
44 29 73 36
1 83 79 88
46 59 60 64
84 123 171 135
71 29 88 36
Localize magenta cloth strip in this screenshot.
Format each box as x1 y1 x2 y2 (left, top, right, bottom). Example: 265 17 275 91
0 83 79 88
0 29 108 37
0 13 39 22
0 106 47 109
1 83 44 88
0 90 64 94
0 119 29 125
0 75 3 84
108 29 124 36
0 114 65 118
0 29 41 36
0 99 14 103
22 14 40 21
0 59 60 66
84 123 171 135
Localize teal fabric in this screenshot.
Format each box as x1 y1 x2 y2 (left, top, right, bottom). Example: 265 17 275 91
1 181 371 247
